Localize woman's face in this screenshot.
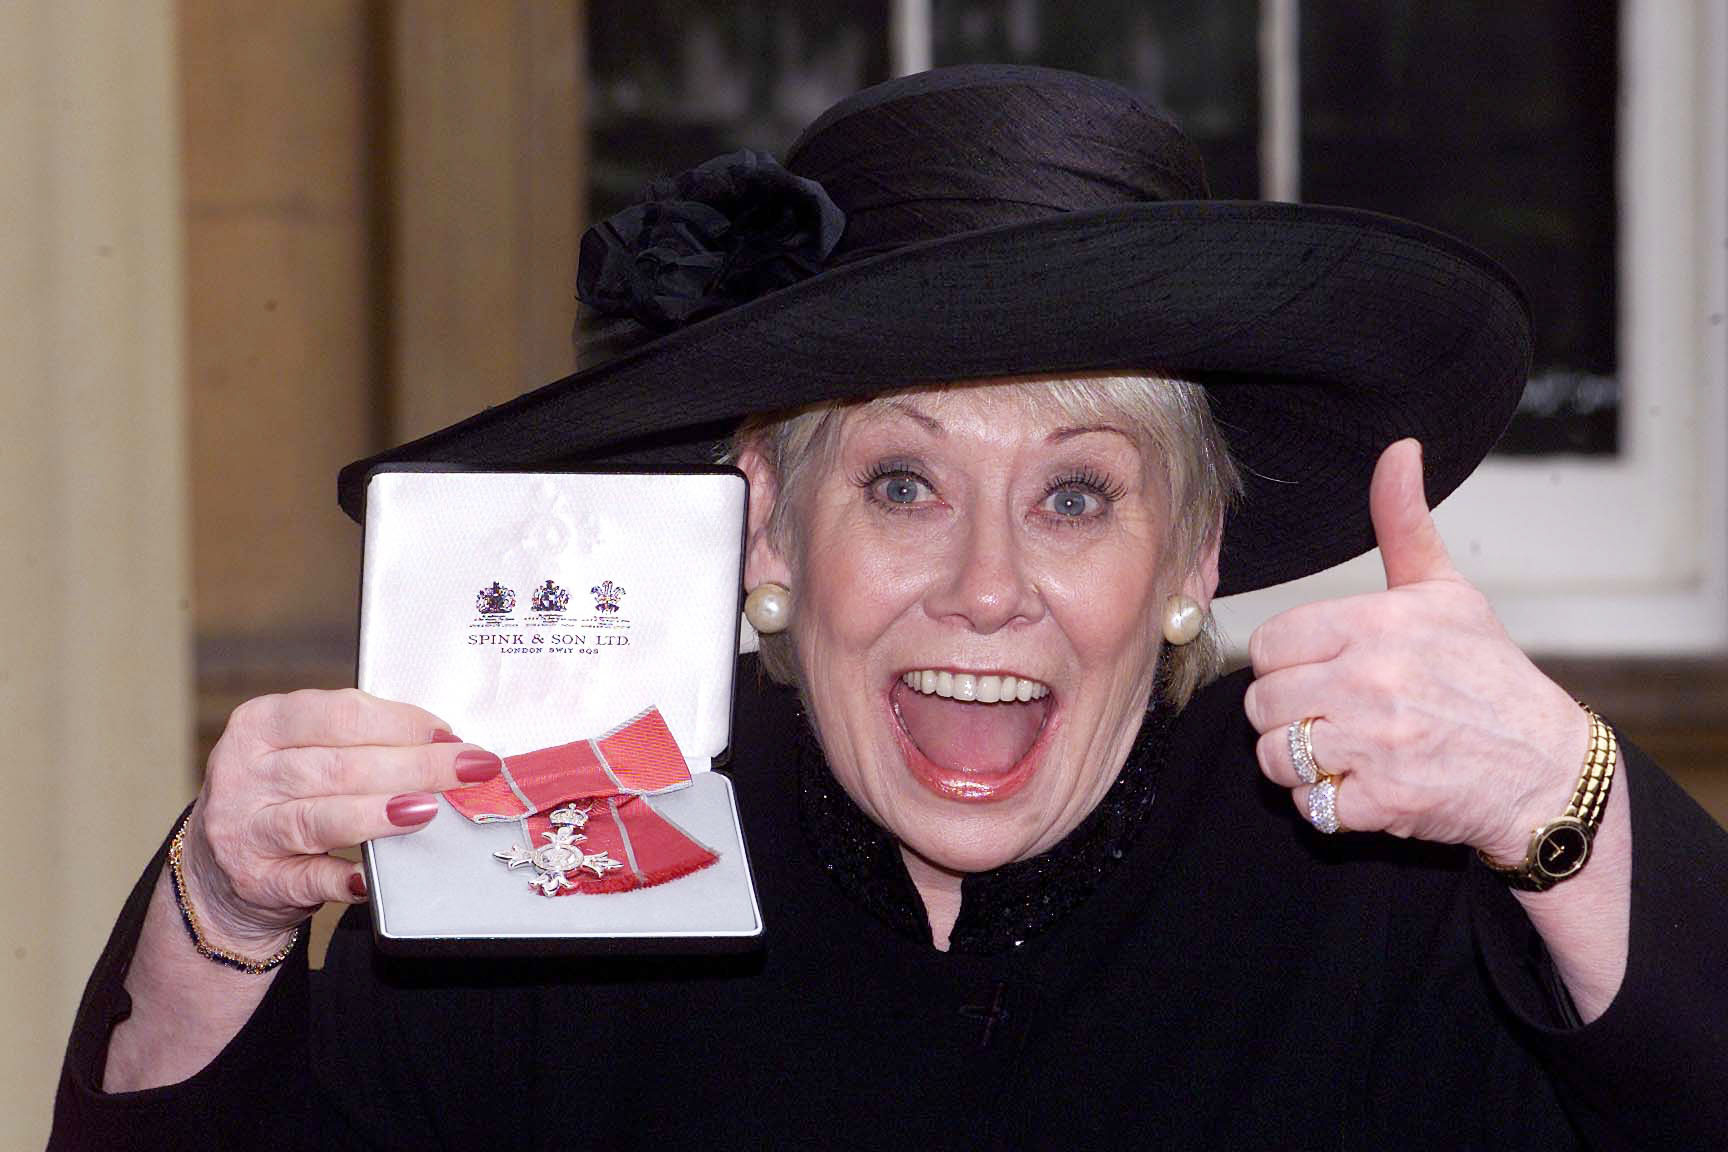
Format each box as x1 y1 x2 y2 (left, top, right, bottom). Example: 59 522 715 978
745 386 1216 874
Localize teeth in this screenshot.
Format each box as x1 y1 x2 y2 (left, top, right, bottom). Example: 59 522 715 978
899 669 1050 703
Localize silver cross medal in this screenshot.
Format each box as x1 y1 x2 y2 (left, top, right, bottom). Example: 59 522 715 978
493 804 624 896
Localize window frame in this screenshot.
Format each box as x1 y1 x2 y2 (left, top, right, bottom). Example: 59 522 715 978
1213 0 1728 655
893 0 1728 655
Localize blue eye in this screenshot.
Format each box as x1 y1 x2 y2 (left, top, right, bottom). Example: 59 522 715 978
1044 487 1100 518
875 473 931 505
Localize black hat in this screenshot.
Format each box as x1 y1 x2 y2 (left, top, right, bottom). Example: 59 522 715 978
338 64 1530 596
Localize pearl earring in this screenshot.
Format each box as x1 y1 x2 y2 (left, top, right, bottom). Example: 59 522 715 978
744 582 792 634
1162 593 1203 646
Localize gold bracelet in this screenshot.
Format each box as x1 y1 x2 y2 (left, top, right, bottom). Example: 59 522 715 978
166 812 299 975
1565 705 1617 827
1479 703 1618 892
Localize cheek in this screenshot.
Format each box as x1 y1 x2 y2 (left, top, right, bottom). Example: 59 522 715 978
1036 545 1165 668
796 514 932 657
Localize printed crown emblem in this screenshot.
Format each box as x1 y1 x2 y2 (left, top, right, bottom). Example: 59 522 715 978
531 580 571 613
590 580 626 613
475 581 516 615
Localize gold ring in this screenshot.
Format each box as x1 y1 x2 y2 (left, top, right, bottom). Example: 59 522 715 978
1287 716 1323 785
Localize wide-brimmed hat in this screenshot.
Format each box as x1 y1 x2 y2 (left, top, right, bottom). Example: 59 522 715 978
338 64 1530 596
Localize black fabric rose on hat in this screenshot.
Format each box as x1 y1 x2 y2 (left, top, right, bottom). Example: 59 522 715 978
577 150 846 332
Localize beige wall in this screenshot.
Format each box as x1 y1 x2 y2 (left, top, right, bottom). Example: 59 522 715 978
0 3 584 1144
182 0 376 753
391 0 584 441
188 0 585 755
0 3 190 1148
182 1 375 643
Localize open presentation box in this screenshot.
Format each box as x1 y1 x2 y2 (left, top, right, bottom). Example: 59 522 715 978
357 467 762 956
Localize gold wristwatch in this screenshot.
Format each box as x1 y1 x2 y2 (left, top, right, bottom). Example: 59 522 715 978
1480 705 1617 892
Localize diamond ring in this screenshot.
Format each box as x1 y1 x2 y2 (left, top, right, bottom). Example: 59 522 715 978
1307 773 1343 835
1288 716 1323 785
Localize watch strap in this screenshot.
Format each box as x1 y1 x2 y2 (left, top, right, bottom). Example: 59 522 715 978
1566 706 1617 828
1481 704 1617 892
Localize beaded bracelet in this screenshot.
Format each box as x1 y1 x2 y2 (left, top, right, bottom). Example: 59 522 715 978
166 811 300 975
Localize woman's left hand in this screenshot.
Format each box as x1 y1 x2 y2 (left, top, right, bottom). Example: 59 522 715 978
1242 438 1592 864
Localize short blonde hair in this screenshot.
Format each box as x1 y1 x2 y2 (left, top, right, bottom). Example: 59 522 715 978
728 374 1241 708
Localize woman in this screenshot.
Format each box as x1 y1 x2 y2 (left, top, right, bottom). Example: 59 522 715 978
55 66 1727 1148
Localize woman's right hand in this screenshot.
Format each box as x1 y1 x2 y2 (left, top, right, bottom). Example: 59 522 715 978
176 688 500 954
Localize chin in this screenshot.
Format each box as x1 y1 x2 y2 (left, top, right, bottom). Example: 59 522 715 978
896 824 1033 875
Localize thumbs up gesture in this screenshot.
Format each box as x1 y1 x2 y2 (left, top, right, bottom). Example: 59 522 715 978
1370 438 1457 590
1243 439 1591 860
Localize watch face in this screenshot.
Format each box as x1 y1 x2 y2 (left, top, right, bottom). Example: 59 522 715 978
1535 823 1591 879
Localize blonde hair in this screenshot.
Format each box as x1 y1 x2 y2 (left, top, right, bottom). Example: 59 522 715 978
727 374 1241 708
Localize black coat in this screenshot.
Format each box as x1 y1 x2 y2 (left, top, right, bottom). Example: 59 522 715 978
53 664 1728 1148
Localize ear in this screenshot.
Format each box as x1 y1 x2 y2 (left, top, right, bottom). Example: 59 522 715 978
735 440 795 592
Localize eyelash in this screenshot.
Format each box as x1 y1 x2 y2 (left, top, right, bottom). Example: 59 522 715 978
853 462 933 511
1037 468 1125 526
1044 467 1127 505
852 462 1127 520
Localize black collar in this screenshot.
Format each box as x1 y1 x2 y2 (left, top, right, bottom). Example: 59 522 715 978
796 701 1174 955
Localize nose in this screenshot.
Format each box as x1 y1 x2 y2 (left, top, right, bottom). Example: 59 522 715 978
923 504 1044 634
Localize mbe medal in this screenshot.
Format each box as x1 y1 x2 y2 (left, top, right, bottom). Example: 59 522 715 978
494 805 625 896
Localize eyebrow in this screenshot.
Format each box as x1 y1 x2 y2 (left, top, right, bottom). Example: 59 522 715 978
866 404 1136 448
1046 424 1137 447
878 399 944 435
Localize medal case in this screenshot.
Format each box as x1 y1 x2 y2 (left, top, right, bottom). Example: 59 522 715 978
357 467 762 955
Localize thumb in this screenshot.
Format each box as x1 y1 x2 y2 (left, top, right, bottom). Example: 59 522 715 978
1372 438 1454 588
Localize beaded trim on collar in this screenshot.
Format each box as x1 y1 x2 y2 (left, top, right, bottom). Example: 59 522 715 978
796 701 1175 955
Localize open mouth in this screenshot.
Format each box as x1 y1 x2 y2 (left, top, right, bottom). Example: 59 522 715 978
889 669 1055 802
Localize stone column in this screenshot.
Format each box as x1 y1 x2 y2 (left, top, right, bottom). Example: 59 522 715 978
390 0 586 440
0 1 190 1145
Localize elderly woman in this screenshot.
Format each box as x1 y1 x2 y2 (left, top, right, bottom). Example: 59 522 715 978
55 66 1727 1148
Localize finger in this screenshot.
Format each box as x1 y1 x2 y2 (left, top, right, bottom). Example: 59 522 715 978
1247 595 1371 674
1243 664 1340 733
259 741 502 801
269 853 372 909
235 688 456 752
1372 439 1455 589
1292 775 1368 836
251 791 445 859
1254 716 1349 788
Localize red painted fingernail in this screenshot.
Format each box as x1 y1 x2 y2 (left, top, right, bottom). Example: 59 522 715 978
431 729 463 743
348 871 368 900
386 792 439 826
454 749 503 782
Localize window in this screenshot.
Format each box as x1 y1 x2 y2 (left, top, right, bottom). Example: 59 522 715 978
586 0 1728 653
588 3 891 220
1300 0 1620 457
930 0 1263 199
1215 2 1726 654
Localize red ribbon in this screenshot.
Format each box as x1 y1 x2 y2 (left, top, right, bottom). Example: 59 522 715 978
442 707 719 895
